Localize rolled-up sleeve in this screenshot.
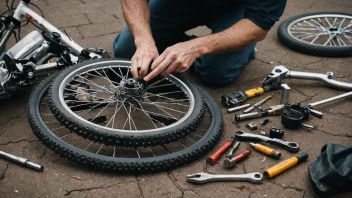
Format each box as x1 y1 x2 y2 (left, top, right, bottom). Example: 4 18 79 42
244 0 287 30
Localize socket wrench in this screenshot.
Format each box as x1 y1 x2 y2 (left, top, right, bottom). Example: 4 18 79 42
187 172 263 184
235 131 299 152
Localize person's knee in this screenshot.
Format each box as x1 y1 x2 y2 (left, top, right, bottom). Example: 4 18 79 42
113 28 136 59
194 44 256 86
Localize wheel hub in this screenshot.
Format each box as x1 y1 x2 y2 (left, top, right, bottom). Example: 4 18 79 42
116 78 144 104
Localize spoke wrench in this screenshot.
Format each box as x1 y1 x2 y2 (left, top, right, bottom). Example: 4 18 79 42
187 172 263 184
235 131 299 152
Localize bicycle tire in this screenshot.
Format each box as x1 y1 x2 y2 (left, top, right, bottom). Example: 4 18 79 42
28 74 222 173
278 12 352 57
48 58 205 147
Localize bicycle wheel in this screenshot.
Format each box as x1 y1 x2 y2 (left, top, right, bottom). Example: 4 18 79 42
49 58 204 147
28 74 222 173
278 12 352 57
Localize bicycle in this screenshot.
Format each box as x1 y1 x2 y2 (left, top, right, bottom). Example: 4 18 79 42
0 0 108 99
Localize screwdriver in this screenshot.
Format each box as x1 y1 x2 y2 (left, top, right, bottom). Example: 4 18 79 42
263 152 308 178
249 143 281 159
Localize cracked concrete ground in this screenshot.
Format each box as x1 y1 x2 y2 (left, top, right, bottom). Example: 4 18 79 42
1 0 352 197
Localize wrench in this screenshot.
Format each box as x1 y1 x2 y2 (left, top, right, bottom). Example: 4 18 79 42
235 131 299 152
187 172 263 184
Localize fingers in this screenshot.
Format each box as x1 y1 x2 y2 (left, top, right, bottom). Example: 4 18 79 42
144 54 173 81
131 56 139 79
139 57 151 78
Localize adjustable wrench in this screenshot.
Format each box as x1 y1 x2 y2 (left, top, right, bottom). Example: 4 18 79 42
187 172 263 184
235 131 299 152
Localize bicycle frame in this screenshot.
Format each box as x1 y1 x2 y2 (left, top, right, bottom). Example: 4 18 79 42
1 0 100 59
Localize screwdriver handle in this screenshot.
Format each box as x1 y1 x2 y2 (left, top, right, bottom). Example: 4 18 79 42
207 137 235 165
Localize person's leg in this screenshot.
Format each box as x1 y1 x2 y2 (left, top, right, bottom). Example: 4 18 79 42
113 0 206 58
194 6 256 86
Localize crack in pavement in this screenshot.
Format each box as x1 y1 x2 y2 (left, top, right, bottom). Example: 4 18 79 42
313 127 352 138
0 164 9 180
269 181 305 198
0 139 39 146
167 171 184 197
136 176 144 198
0 116 26 126
64 180 136 196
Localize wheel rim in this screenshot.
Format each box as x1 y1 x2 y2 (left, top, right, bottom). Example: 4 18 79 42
57 60 196 133
37 78 218 164
287 14 352 46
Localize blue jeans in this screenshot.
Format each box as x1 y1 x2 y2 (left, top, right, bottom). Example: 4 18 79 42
113 0 256 86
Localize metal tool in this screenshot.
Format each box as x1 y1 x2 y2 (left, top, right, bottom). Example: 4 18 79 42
309 91 352 108
187 172 263 184
264 152 308 178
235 131 299 152
280 84 290 105
235 104 284 121
221 87 264 107
269 127 284 139
243 96 272 113
246 122 257 130
0 151 43 172
260 118 270 125
281 107 314 130
228 104 251 113
207 136 235 165
225 141 241 159
250 143 281 159
223 148 251 168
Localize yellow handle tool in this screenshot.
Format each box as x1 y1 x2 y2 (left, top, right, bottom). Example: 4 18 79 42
264 152 308 178
221 87 265 107
245 87 265 98
250 143 281 159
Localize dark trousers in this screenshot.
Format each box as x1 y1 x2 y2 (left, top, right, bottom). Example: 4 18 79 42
113 0 256 86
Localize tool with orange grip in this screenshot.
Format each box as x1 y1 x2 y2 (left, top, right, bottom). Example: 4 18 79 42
206 136 235 165
221 87 264 107
264 152 308 178
250 143 281 159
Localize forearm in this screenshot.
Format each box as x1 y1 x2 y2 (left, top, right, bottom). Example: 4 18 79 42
121 0 154 47
194 19 268 56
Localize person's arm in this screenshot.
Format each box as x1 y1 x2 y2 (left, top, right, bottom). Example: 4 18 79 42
121 0 159 79
144 0 287 81
144 19 267 81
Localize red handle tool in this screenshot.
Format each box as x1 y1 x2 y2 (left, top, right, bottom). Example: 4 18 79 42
206 136 235 165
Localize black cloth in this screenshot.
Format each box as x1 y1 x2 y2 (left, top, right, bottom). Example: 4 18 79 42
308 143 352 197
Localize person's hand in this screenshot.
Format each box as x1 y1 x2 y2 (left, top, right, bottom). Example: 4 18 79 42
143 40 201 81
131 41 159 79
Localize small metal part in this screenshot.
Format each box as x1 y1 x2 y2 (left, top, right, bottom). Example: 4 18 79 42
280 84 290 105
228 104 251 113
301 123 314 130
269 127 284 139
246 123 257 130
235 131 299 152
223 148 251 168
308 108 323 118
260 118 270 125
243 96 273 113
0 151 43 172
187 172 263 184
225 141 241 159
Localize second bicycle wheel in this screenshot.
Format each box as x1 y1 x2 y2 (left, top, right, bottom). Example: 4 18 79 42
278 12 352 57
49 58 204 147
